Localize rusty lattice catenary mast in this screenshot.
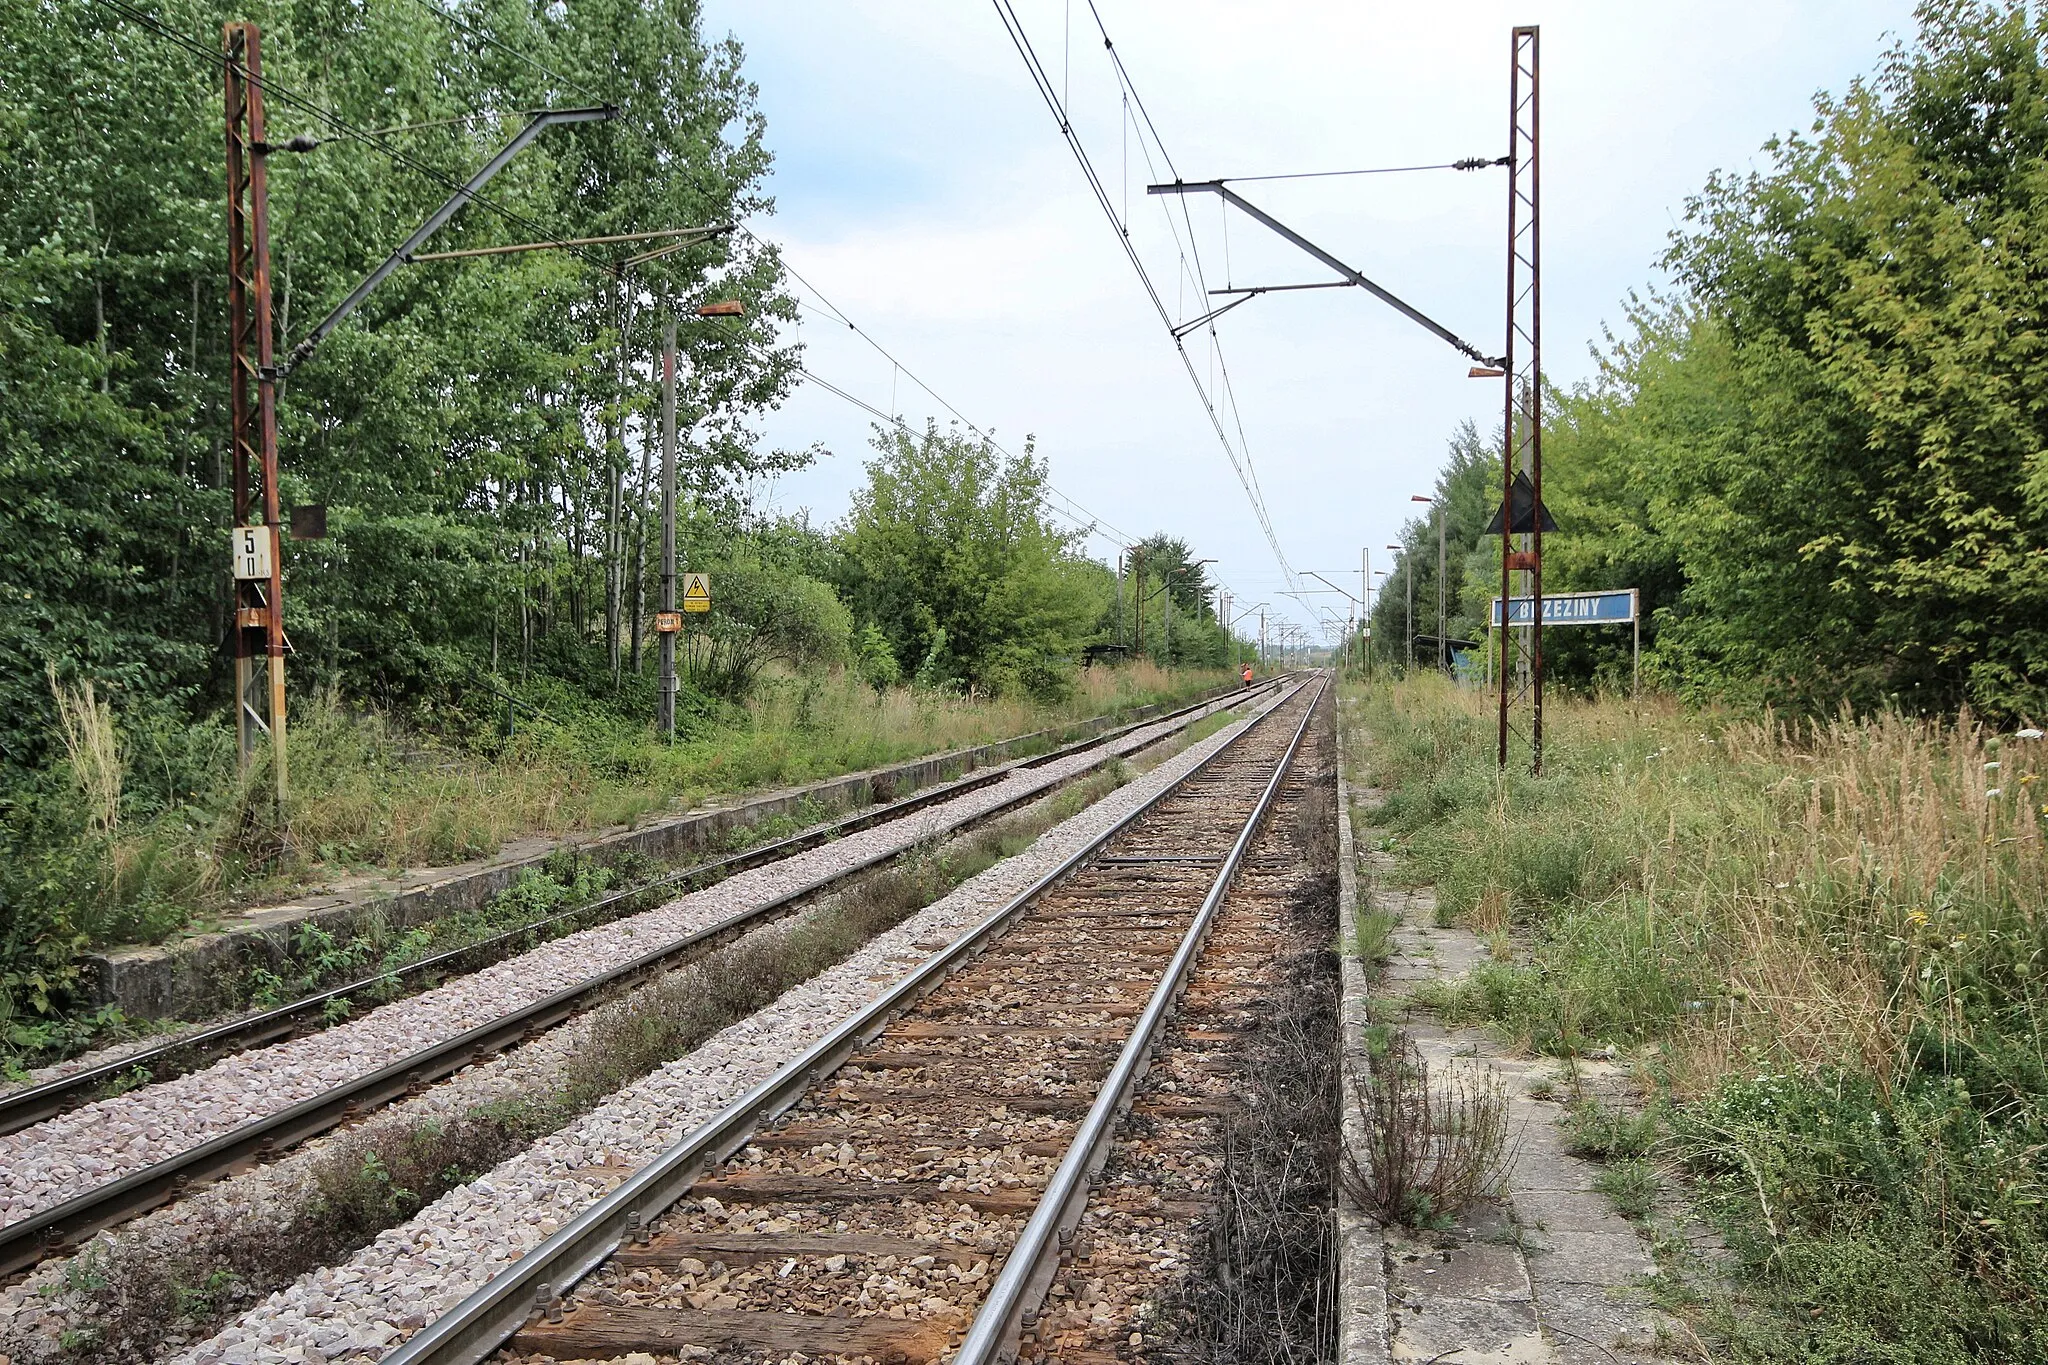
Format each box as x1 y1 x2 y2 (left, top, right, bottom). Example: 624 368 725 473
223 20 288 808
1497 24 1544 773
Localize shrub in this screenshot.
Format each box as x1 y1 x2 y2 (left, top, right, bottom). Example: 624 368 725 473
1342 1031 1515 1228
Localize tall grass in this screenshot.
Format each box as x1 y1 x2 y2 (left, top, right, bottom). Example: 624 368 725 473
49 667 121 837
1351 676 2048 1361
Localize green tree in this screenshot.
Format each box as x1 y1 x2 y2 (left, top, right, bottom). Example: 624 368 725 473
836 422 1101 697
1648 0 2048 715
1372 422 1502 674
1428 2 2048 716
0 0 801 762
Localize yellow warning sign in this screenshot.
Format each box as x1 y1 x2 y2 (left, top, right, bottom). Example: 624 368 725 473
681 572 712 613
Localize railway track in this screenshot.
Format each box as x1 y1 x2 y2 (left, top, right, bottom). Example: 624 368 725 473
380 675 1328 1365
0 679 1291 1282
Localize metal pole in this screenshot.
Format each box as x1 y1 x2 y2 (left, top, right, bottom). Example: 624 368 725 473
1526 26 1545 773
1363 546 1371 681
607 273 625 683
658 312 678 739
1133 550 1144 657
281 107 614 375
1405 552 1414 673
1438 499 1448 674
1499 25 1542 772
1116 554 1126 647
225 21 287 809
1259 609 1266 666
1164 573 1173 663
1632 589 1641 699
631 405 650 672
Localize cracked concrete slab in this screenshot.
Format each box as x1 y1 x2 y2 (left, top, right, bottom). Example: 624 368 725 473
1391 1238 1533 1302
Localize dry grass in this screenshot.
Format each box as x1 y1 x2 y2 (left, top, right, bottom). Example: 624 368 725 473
1341 1034 1515 1228
113 663 1225 939
1174 947 1340 1364
49 665 121 836
1352 677 2048 1358
1356 677 2048 1097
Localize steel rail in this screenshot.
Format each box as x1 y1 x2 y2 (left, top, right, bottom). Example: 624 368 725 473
957 676 1322 1364
0 681 1290 1280
0 677 1286 1141
378 678 1317 1365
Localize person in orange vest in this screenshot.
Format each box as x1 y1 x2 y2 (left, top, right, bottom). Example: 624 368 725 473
1241 662 1254 688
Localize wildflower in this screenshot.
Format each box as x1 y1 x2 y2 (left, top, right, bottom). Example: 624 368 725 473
1907 909 1929 926
1988 788 2004 798
2024 774 2040 786
1986 761 2002 772
2017 728 2045 741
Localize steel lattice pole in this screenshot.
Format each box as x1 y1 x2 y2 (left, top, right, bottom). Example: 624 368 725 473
224 21 288 808
1498 24 1542 772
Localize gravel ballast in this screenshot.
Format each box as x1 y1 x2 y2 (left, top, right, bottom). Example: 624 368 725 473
155 683 1295 1365
0 691 1262 1231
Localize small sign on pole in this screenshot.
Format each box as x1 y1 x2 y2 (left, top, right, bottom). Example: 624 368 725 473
1489 588 1636 627
1490 589 1643 697
654 611 682 634
681 572 712 614
231 525 274 580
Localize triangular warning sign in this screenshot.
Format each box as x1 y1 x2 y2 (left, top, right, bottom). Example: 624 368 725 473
681 572 712 612
1483 471 1559 535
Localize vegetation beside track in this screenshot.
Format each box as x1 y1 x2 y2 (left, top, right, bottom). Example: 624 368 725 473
1373 6 2048 723
1344 676 2048 1363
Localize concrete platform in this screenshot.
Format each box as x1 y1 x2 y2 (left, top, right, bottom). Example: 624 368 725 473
1334 695 1690 1364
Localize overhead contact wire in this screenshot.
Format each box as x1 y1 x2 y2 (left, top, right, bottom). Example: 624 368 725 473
992 0 1299 597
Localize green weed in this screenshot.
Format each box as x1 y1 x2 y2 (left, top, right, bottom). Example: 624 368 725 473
1350 908 1398 971
1594 1158 1661 1221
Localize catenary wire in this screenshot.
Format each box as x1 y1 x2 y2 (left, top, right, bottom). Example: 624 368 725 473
716 311 1254 618
1078 2 1296 596
1083 4 1289 583
746 229 1145 553
1219 158 1506 183
991 0 1302 610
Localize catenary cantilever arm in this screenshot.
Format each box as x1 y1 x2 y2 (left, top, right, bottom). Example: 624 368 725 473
280 106 615 376
1148 178 1505 368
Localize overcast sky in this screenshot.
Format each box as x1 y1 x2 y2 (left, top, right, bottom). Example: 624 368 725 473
695 0 1918 639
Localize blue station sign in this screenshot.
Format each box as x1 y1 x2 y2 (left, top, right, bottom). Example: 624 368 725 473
1490 589 1638 628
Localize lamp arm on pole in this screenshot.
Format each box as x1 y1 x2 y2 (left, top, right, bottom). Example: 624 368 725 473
280 106 616 376
1147 179 1504 368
